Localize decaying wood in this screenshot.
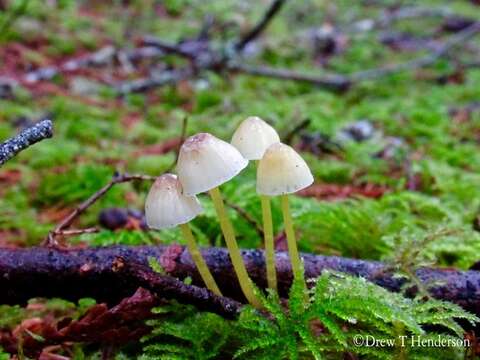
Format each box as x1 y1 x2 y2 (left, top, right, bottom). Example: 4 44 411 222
1 245 479 318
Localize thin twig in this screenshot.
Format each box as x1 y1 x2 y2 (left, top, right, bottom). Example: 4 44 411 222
282 118 311 144
350 22 480 81
56 228 100 236
345 6 455 34
116 68 194 95
117 7 480 95
0 119 53 166
141 36 195 59
44 173 156 247
228 63 351 91
376 6 454 29
225 200 264 239
229 22 480 89
235 0 287 52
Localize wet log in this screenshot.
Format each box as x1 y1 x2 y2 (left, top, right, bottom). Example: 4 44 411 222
0 245 479 317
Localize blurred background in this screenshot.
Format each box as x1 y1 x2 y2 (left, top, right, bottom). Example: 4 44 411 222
1 0 480 270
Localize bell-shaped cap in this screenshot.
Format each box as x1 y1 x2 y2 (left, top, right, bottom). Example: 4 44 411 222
257 143 314 196
177 133 248 195
145 174 203 229
231 116 280 160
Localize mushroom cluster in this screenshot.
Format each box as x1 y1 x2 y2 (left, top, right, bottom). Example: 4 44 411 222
145 116 313 307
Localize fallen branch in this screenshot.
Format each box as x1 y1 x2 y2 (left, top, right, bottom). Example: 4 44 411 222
1 245 479 318
124 261 242 318
347 6 455 33
228 62 351 91
118 10 480 94
0 119 53 166
115 67 194 95
24 46 165 84
350 22 480 82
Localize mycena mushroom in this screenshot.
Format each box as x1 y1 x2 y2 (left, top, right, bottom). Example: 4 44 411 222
257 143 313 282
145 173 222 296
231 116 280 292
176 133 261 308
231 116 280 161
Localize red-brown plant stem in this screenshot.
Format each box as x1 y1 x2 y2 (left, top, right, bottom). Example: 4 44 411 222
44 173 156 247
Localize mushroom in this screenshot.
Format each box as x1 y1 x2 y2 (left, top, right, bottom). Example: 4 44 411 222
231 116 280 291
231 116 280 160
177 133 261 308
145 173 222 296
257 143 314 282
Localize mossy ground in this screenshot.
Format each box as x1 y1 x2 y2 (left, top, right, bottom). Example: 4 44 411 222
1 0 480 358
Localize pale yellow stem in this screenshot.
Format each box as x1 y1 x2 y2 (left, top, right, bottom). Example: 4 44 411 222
209 186 262 308
180 223 222 296
280 194 303 281
261 195 277 292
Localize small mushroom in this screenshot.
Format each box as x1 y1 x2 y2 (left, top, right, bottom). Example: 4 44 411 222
231 116 280 160
257 143 314 282
177 133 261 308
231 116 280 292
145 173 222 296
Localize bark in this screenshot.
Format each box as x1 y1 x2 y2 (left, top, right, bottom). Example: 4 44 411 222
0 119 53 166
0 245 479 317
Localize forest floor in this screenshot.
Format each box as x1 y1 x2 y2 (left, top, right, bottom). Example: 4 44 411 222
2 0 480 358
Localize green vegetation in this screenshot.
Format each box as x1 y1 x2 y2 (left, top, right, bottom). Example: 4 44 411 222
140 273 477 359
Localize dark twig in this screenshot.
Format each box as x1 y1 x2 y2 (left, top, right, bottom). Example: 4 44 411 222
0 119 53 166
141 36 195 59
116 68 194 95
44 173 156 247
350 22 480 81
228 63 351 91
347 6 455 33
124 261 242 318
116 6 480 95
376 6 454 29
224 200 264 239
230 22 480 88
235 0 287 52
282 118 311 144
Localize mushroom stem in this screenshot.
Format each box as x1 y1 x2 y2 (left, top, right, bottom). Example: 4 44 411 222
208 186 262 308
280 194 303 281
261 195 277 292
179 223 222 296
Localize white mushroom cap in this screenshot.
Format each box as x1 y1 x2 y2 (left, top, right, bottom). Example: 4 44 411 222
231 116 280 160
177 133 248 195
257 143 314 196
145 174 203 229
